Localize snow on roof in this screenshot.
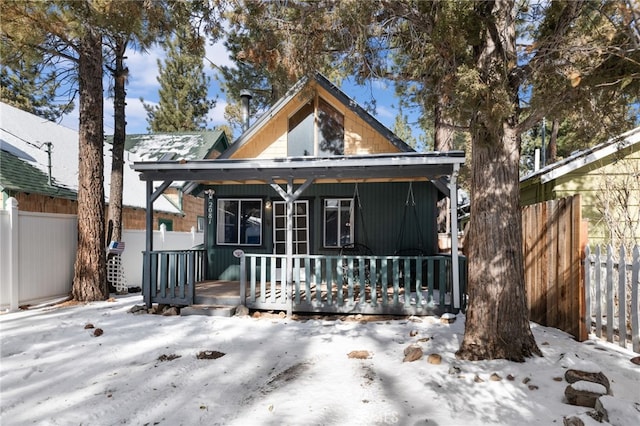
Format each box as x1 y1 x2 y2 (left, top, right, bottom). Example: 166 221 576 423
0 102 180 214
521 126 640 184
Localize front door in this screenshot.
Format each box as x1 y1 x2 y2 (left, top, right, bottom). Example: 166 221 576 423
273 200 309 280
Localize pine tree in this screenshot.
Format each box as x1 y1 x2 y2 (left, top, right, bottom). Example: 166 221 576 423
1 0 108 301
142 26 215 132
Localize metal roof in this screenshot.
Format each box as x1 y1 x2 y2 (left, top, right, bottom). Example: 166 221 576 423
132 151 465 185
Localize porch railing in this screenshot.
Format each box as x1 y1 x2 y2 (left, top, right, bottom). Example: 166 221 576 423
239 253 467 315
143 249 206 307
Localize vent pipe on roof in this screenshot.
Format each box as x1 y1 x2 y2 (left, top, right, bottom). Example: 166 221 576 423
44 142 52 186
240 89 252 132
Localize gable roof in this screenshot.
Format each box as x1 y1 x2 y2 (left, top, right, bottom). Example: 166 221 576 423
219 73 413 159
106 130 229 161
521 126 640 185
0 102 180 214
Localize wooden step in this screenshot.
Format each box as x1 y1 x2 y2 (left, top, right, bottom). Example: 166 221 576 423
181 304 237 317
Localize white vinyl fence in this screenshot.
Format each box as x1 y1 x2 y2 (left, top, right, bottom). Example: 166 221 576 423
584 244 640 353
1 197 203 311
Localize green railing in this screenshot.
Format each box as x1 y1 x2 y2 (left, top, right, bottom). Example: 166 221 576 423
239 253 467 315
143 249 206 307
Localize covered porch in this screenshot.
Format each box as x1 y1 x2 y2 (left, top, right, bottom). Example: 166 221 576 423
133 152 466 316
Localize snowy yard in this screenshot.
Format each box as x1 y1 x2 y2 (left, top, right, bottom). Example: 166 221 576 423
1 294 639 426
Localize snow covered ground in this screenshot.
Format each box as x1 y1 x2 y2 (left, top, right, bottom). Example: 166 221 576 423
1 294 638 426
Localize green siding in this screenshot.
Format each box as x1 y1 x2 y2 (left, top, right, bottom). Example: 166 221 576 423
205 181 439 280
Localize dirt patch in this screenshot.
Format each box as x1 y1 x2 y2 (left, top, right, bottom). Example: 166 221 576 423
266 362 312 387
157 354 182 362
196 350 225 360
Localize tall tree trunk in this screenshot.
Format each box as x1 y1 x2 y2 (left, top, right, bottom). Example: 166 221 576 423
108 36 127 242
434 97 454 233
456 0 541 361
73 25 107 301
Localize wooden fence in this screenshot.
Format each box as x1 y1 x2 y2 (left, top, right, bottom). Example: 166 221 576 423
522 195 588 341
584 245 640 353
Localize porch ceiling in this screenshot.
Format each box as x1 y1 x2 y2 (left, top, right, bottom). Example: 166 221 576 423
132 151 465 185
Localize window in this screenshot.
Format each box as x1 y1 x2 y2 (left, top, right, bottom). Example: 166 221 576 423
318 98 344 155
158 218 173 231
288 97 344 156
216 199 262 245
197 216 205 233
323 198 354 248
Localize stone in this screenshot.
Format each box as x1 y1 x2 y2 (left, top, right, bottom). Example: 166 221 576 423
403 345 423 362
595 395 640 426
348 350 372 359
565 381 608 407
427 353 442 365
563 416 585 426
128 305 147 314
235 304 250 316
440 313 456 324
489 373 502 381
409 330 418 337
448 365 461 375
565 369 610 394
162 306 180 316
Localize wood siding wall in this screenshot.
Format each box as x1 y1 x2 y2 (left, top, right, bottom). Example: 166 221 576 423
10 191 203 232
231 83 402 159
522 195 588 341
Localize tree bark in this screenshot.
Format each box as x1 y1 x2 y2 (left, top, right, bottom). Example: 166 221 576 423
72 25 107 302
456 0 541 361
108 36 127 243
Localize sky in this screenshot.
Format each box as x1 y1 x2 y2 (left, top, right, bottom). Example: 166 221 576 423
59 37 406 142
1 294 639 426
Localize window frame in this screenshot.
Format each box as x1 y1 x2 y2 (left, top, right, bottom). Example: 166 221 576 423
216 198 263 246
323 198 354 249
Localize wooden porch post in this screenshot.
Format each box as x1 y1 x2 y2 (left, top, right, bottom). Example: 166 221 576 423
450 164 461 310
144 180 154 308
143 180 173 308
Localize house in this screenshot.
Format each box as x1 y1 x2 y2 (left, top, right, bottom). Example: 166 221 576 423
0 102 227 232
520 126 640 247
132 74 466 316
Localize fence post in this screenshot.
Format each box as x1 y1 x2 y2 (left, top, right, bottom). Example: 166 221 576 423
632 245 639 353
7 197 19 311
618 246 627 347
584 245 591 338
595 245 602 338
606 245 614 343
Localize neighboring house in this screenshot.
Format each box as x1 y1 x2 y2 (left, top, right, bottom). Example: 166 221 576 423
520 126 640 247
1 102 227 232
133 73 466 315
107 131 229 231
